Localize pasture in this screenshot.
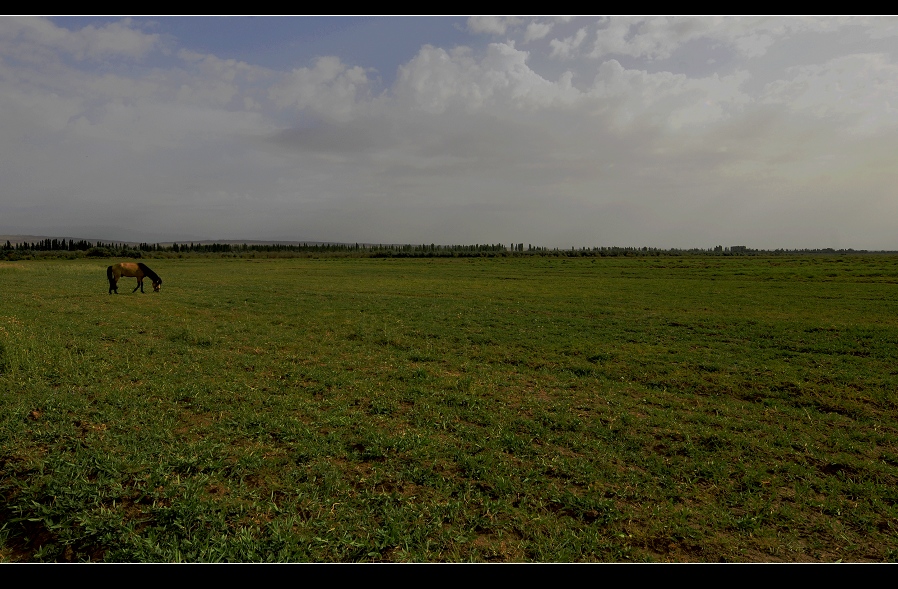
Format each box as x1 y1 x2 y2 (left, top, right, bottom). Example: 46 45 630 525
1 255 897 562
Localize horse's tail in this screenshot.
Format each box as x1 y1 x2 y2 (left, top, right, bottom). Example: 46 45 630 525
107 265 113 282
107 265 115 293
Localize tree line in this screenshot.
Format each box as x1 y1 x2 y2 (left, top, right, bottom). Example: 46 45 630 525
1 239 885 260
2 240 509 259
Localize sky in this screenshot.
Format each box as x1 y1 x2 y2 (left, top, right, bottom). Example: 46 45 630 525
2 16 898 249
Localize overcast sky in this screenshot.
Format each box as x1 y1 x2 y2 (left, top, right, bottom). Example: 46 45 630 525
2 16 897 248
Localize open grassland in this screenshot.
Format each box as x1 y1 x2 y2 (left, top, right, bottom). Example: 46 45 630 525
1 255 897 562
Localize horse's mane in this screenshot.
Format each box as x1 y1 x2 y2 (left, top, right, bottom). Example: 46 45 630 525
137 262 162 283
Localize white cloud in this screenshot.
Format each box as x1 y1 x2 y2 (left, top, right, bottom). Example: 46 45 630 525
395 43 580 114
586 60 750 130
466 16 523 36
174 50 266 108
4 16 898 248
580 15 876 61
269 56 371 122
549 27 587 59
864 16 898 38
762 53 898 132
74 18 161 60
524 21 554 43
588 16 725 60
0 15 160 62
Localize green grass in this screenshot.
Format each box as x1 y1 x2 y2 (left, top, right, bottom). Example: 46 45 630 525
1 255 897 561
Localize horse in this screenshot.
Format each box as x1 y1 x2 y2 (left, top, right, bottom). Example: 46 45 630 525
107 262 162 294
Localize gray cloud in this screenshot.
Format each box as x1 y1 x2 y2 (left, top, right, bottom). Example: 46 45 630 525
2 17 898 249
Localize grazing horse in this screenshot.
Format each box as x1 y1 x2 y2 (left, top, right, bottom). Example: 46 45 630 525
107 262 162 294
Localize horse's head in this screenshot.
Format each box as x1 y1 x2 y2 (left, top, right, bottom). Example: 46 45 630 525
153 280 162 292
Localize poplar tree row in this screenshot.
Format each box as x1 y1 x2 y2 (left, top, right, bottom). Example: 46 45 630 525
1 239 879 259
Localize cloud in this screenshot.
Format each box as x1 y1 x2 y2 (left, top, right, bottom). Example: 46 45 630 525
3 16 898 248
587 60 751 130
465 16 873 63
0 15 160 62
524 21 554 43
549 27 587 59
762 53 898 132
395 43 580 114
176 50 268 108
588 16 728 60
269 56 372 122
466 16 523 36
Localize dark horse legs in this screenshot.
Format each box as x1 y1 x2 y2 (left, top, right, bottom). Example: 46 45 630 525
108 279 143 294
107 265 117 294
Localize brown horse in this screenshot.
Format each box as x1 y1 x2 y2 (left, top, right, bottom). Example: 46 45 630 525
107 262 162 294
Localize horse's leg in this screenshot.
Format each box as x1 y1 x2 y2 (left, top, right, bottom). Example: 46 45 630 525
132 279 141 293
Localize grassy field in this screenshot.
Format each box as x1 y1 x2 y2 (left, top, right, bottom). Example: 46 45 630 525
1 255 897 562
